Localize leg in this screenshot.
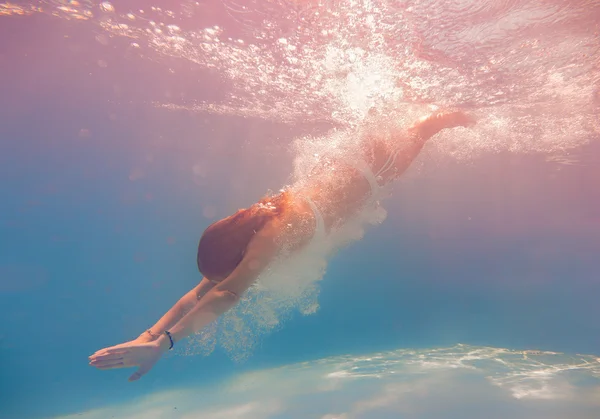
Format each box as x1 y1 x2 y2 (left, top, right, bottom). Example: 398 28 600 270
409 111 475 143
370 111 474 183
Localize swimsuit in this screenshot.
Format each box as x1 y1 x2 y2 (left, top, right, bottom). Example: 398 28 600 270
300 149 398 245
206 147 399 288
345 155 396 206
304 196 326 245
347 142 401 199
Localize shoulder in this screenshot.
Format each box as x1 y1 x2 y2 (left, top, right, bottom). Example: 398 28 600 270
214 226 279 295
246 220 282 261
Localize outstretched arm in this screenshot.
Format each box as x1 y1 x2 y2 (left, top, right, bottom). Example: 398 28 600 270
89 229 276 381
153 230 276 352
134 278 216 343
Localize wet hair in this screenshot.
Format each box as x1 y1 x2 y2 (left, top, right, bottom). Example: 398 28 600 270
197 192 289 281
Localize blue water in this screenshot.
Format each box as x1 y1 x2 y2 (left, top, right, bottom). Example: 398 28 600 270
1 1 599 418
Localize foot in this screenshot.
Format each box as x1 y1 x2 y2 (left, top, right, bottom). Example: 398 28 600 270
411 110 475 140
435 110 476 128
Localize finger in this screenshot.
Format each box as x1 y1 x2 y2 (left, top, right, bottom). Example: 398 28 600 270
91 346 118 356
95 346 128 355
89 357 124 367
89 353 124 362
93 361 125 370
128 365 151 382
89 353 127 364
90 348 128 359
91 343 131 356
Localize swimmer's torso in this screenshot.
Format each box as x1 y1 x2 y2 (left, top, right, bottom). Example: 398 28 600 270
249 135 406 264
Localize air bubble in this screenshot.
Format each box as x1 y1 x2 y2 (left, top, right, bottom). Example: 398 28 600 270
99 2 114 13
192 163 207 177
95 34 108 46
78 128 91 138
128 168 144 181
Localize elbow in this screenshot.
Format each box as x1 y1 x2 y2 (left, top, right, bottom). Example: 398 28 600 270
217 289 241 302
211 289 241 312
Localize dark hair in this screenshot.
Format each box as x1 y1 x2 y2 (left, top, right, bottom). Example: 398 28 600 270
197 192 288 281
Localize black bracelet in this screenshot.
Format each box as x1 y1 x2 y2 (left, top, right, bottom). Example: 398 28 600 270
164 330 174 350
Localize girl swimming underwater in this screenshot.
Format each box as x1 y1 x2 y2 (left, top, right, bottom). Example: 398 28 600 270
89 109 474 381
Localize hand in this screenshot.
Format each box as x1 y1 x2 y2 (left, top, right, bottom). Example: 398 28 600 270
89 340 165 381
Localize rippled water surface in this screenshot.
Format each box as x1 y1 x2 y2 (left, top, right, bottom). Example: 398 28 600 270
3 0 599 157
54 344 600 418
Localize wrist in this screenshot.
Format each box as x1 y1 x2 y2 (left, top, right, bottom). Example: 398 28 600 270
136 332 155 343
138 328 161 343
155 332 174 353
